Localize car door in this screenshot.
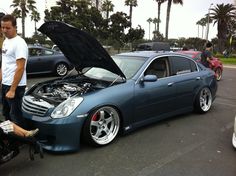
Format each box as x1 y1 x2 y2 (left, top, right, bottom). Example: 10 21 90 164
133 56 178 124
27 48 54 74
168 55 201 110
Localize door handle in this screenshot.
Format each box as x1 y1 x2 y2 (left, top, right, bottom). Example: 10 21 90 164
168 82 174 87
196 77 201 80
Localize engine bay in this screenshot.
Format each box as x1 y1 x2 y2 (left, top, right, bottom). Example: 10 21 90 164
30 77 110 105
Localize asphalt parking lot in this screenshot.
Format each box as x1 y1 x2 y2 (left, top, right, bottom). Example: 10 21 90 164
0 66 236 176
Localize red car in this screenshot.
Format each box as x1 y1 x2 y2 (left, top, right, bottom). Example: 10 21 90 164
177 51 223 81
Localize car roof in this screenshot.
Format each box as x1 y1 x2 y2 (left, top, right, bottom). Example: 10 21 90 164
177 50 201 54
117 51 189 59
28 45 49 49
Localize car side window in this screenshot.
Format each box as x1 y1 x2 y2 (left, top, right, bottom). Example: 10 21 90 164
29 48 42 56
145 57 169 78
44 49 54 55
169 56 198 76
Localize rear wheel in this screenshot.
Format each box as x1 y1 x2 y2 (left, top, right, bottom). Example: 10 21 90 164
195 87 212 113
215 67 222 81
55 63 68 76
82 106 120 147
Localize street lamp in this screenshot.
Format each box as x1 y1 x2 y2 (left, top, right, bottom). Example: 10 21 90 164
205 3 213 41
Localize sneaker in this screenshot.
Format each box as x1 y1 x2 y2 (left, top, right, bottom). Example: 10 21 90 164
26 128 39 137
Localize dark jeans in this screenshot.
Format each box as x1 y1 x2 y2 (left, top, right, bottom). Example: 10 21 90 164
1 85 26 127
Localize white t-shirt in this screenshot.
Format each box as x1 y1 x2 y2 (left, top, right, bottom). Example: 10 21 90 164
1 35 28 86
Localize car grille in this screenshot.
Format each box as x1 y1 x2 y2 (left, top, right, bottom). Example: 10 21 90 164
22 95 54 117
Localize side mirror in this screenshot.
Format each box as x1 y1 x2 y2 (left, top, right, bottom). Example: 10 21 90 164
141 75 157 82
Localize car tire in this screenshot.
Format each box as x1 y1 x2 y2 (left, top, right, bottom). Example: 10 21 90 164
215 68 222 81
82 106 120 147
194 87 212 113
55 62 68 76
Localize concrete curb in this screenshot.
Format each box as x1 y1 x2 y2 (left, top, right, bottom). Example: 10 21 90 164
224 65 236 69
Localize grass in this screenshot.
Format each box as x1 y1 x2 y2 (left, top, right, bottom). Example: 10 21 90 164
219 57 236 65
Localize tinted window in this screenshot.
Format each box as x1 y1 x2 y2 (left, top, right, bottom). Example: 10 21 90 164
29 48 42 56
170 56 197 75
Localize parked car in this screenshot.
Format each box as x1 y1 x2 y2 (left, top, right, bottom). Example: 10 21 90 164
27 45 73 76
22 21 218 152
135 42 170 51
177 50 223 81
232 116 236 148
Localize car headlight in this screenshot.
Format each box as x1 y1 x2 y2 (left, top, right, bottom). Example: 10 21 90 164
51 97 83 119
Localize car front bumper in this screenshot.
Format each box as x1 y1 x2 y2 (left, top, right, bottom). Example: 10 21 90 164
24 113 87 152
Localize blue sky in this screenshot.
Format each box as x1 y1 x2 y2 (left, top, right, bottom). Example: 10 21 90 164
1 0 235 40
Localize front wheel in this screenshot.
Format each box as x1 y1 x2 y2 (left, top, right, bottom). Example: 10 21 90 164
194 87 212 113
82 106 120 147
55 63 68 76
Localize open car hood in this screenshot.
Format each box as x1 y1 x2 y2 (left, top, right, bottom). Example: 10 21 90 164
38 21 126 79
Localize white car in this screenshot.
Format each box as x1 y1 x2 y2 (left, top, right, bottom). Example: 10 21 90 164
232 116 236 148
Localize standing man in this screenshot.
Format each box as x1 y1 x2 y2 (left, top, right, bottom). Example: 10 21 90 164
0 12 5 60
201 42 213 68
0 14 28 127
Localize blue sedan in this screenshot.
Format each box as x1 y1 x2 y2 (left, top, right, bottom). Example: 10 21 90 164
22 21 217 152
27 45 73 76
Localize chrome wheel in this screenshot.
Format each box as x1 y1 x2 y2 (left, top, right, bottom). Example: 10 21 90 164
56 63 68 76
83 106 120 146
198 87 212 112
215 68 222 81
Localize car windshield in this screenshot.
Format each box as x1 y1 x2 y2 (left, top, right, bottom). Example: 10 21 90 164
84 55 146 80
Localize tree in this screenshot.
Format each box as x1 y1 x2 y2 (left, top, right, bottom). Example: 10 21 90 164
125 0 138 28
125 25 145 49
147 18 153 40
210 3 236 52
154 0 166 33
11 0 37 38
198 17 207 39
109 12 130 52
165 0 183 40
101 0 114 19
196 20 201 38
153 30 164 41
152 18 159 39
30 10 40 35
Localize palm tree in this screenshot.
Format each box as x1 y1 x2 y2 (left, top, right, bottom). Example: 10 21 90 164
196 20 201 38
154 0 166 33
165 0 183 40
101 0 114 19
95 0 99 9
198 17 207 39
147 18 153 40
30 10 40 34
125 0 138 28
11 0 37 38
210 3 236 52
152 18 159 39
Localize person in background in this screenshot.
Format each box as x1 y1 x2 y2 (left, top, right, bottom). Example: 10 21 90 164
0 14 28 127
0 12 5 61
223 49 229 58
201 42 213 68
